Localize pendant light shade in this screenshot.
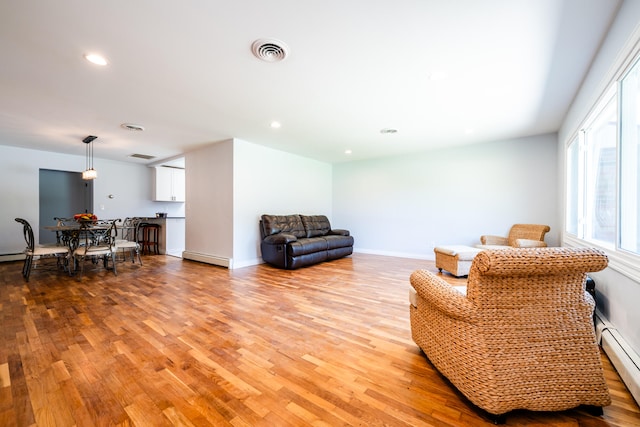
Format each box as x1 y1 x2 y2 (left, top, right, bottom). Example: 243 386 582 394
82 168 97 180
82 135 98 180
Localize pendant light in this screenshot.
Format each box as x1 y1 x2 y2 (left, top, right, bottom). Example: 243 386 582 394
82 135 98 180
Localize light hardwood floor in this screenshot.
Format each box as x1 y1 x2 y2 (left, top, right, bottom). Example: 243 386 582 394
1 253 639 426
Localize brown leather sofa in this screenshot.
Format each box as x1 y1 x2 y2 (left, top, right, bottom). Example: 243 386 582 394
260 214 353 269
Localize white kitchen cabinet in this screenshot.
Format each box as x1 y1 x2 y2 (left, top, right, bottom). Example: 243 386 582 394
153 166 185 202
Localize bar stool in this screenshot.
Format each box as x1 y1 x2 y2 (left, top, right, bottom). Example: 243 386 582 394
139 223 160 255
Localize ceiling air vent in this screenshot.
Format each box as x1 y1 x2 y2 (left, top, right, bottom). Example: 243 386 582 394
251 39 289 62
129 153 156 160
121 123 145 131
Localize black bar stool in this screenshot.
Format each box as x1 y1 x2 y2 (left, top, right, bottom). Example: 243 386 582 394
139 223 160 255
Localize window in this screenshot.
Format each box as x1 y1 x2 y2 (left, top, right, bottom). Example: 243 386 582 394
586 94 617 246
620 57 640 254
565 136 581 236
566 53 640 269
565 86 617 248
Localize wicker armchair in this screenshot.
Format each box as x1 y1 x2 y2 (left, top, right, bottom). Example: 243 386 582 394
409 247 610 420
478 223 550 248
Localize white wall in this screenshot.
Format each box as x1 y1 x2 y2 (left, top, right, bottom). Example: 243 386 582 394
184 139 234 261
183 138 332 268
558 0 640 357
97 162 184 220
333 134 559 259
232 139 332 268
0 144 171 255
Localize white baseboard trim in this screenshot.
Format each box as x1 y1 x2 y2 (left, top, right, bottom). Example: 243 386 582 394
0 253 25 262
595 310 640 406
353 248 433 261
232 258 263 269
182 251 232 268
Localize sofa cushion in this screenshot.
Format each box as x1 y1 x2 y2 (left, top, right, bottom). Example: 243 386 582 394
301 215 331 237
287 237 328 256
261 214 306 238
288 251 328 269
327 246 353 260
324 234 354 249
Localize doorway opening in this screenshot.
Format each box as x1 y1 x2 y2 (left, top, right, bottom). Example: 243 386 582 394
39 169 93 245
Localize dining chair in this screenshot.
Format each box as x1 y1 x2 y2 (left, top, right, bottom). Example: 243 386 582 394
73 219 118 278
52 216 75 246
115 217 143 265
15 218 70 281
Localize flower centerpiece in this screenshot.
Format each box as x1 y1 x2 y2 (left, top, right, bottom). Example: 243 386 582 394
74 213 98 223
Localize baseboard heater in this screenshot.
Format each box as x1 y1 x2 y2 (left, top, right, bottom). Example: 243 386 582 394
595 309 640 406
182 251 231 268
0 253 25 263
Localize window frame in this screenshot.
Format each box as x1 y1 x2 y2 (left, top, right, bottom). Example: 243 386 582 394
563 51 640 282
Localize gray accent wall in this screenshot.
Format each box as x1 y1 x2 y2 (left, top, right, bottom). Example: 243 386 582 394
38 169 92 244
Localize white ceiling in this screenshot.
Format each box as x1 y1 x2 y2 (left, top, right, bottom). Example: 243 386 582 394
0 0 621 165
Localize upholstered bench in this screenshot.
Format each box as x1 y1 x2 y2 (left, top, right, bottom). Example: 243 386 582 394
434 245 483 277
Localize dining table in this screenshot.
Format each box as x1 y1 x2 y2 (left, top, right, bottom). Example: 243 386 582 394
44 219 122 274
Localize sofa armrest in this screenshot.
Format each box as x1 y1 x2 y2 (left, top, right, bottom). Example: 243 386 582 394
410 270 477 322
263 233 297 245
513 238 547 248
480 235 508 246
328 229 350 236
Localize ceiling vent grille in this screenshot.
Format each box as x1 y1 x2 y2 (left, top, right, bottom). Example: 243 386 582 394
129 153 156 160
251 39 289 62
121 123 145 131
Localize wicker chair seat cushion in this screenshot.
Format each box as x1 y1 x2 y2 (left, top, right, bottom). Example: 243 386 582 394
475 244 511 250
31 245 69 256
434 245 482 260
409 286 465 308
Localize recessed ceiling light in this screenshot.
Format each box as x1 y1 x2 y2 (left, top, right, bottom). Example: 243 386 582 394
121 123 145 131
380 128 398 134
270 121 281 129
84 53 108 66
465 128 475 135
345 149 352 155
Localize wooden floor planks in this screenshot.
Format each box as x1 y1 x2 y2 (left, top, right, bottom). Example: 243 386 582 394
1 253 639 426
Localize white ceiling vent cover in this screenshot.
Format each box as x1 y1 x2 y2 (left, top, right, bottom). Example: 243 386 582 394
121 123 145 131
251 39 289 62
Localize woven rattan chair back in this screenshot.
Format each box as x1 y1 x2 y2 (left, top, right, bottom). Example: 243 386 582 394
409 247 611 419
